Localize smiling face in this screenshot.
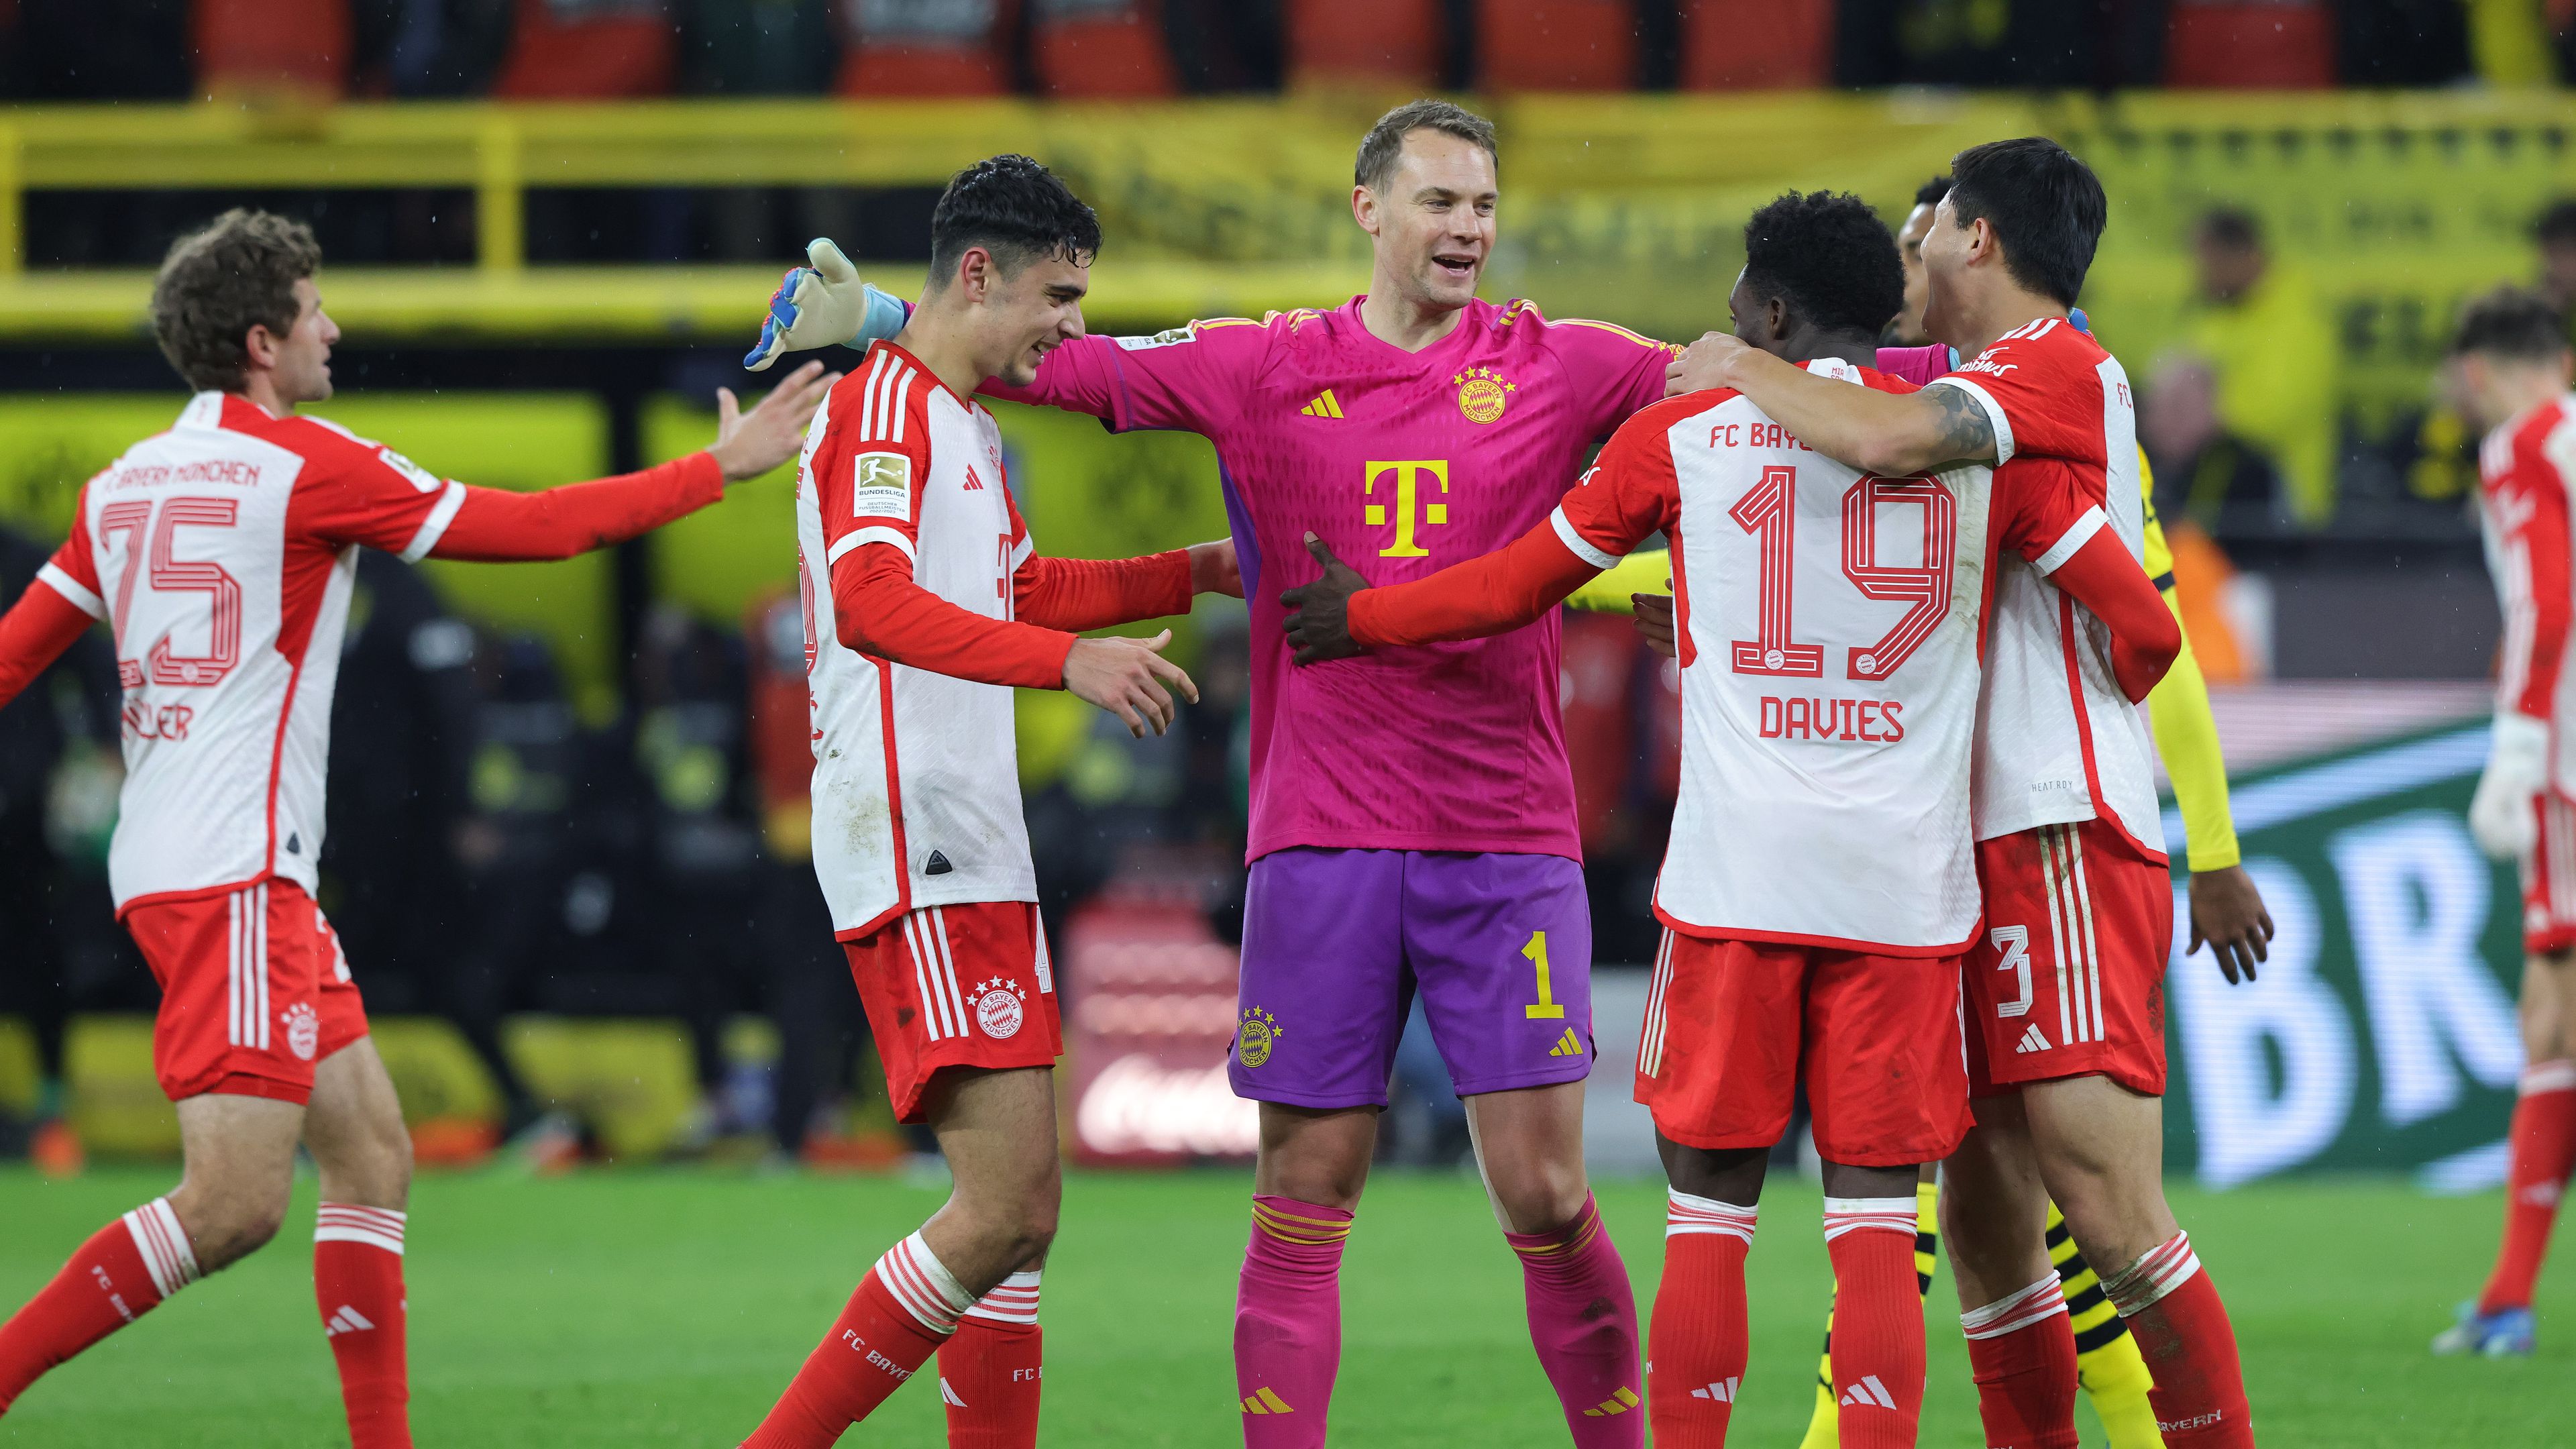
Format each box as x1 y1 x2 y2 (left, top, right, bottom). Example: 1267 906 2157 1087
1355 129 1498 315
970 248 1091 389
257 277 340 406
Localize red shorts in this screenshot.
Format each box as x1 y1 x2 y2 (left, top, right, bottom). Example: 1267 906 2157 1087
845 902 1062 1124
1632 930 1970 1167
123 878 370 1106
1963 818 2174 1099
2522 792 2576 957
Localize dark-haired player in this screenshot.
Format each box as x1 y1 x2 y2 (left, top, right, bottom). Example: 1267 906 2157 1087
0 210 832 1444
1674 138 2259 1449
2439 284 2576 1359
1277 189 2181 1449
738 156 1240 1449
752 101 1670 1447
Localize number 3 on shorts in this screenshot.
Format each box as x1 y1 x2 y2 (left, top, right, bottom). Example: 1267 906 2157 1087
1522 930 1565 1020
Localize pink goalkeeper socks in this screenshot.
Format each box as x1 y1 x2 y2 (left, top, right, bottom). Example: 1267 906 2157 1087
1506 1192 1645 1447
1234 1195 1352 1447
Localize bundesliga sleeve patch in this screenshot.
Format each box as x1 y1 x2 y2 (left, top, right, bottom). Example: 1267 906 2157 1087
376 448 445 494
852 452 912 521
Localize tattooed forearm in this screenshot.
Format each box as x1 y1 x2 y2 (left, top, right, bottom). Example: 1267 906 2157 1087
1924 384 1999 466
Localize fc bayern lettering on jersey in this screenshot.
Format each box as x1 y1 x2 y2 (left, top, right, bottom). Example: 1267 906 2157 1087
852 453 912 521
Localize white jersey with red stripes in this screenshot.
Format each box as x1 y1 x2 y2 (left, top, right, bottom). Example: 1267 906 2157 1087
38 392 467 912
796 342 1038 938
1929 317 2167 859
2479 393 2576 793
1554 359 2102 955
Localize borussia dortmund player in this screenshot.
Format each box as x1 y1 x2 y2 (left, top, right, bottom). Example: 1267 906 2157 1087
749 99 1679 1446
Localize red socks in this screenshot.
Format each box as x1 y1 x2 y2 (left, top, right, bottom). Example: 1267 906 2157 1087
743 1232 971 1449
0 1197 198 1412
2102 1232 2253 1448
1961 1273 2080 1449
1647 1190 1756 1449
1234 1194 1352 1446
2480 1060 2576 1313
941 1270 1042 1448
1505 1191 1644 1446
315 1204 412 1449
1821 1197 1927 1449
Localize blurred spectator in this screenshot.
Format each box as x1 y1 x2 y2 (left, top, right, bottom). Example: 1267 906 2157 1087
492 0 676 97
2537 199 2576 321
1033 0 1181 95
2149 207 2340 532
3 0 192 98
192 0 350 99
678 0 837 92
2166 0 2334 87
837 0 1013 96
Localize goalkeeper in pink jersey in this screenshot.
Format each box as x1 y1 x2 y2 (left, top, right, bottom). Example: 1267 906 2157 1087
749 100 1676 1445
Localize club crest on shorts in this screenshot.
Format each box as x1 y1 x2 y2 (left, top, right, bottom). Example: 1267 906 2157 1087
1454 366 1515 425
282 1002 320 1061
968 977 1026 1040
1236 1007 1282 1068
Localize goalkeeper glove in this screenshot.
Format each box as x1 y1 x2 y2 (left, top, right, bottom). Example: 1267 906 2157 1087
2469 710 2551 859
744 238 910 372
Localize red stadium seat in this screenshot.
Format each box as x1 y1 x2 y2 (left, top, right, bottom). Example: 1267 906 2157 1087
1477 0 1633 92
192 0 349 99
492 0 675 99
838 0 1014 97
1678 0 1833 90
1034 0 1180 97
1285 0 1442 89
2165 0 2334 89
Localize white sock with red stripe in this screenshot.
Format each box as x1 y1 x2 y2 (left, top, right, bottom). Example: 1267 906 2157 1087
315 1205 412 1449
0 1197 199 1410
1820 1197 1926 1448
943 1270 1043 1448
1961 1273 2080 1449
745 1231 977 1448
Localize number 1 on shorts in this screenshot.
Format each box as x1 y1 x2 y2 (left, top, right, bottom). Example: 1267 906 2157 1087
1522 931 1565 1019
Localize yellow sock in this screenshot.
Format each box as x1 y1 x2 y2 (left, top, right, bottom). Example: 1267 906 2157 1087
1803 1182 1939 1449
2047 1203 2165 1449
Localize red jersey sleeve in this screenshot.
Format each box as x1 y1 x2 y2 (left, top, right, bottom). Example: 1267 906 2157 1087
1927 318 2105 467
1991 457 2110 577
977 319 1271 436
276 418 471 560
2492 412 2576 722
38 483 106 620
1003 486 1193 632
1553 395 1690 563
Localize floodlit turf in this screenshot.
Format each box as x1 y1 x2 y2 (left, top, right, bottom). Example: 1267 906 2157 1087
0 1165 2565 1446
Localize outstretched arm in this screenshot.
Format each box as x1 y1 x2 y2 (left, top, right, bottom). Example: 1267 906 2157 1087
427 455 726 561
1344 527 1602 649
1014 539 1236 633
0 579 97 713
1670 333 1997 476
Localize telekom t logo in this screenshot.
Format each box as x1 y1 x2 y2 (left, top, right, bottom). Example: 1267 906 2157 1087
1364 460 1450 557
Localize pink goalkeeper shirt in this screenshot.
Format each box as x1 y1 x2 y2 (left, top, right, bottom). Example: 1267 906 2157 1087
986 296 1674 862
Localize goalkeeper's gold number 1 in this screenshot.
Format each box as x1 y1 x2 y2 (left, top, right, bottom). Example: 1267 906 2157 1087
1523 931 1565 1019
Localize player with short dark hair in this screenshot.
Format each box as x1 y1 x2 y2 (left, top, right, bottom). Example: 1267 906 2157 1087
0 209 833 1444
1273 186 2182 1449
748 99 1669 1449
736 154 1240 1449
1672 137 2261 1449
2437 283 2576 1359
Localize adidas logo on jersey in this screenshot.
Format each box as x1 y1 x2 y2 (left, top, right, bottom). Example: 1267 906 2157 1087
1547 1028 1583 1058
1839 1375 1899 1410
1580 1386 1640 1417
1688 1377 1739 1403
323 1305 375 1338
1299 390 1345 419
1240 1387 1294 1415
2015 1023 2052 1055
924 850 954 876
963 466 987 492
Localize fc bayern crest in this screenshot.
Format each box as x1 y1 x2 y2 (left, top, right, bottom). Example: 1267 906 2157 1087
1236 1006 1283 1068
283 1003 321 1062
969 978 1026 1040
1454 366 1516 425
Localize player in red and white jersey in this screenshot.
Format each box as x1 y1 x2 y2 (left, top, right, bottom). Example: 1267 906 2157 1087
0 211 832 1442
1279 191 2180 1449
1673 140 2260 1448
743 158 1238 1449
2440 286 2576 1358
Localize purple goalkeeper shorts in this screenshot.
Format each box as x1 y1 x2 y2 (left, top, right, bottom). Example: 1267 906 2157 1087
1228 847 1595 1108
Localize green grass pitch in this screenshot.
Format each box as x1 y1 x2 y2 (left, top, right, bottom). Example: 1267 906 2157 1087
0 1166 2563 1446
